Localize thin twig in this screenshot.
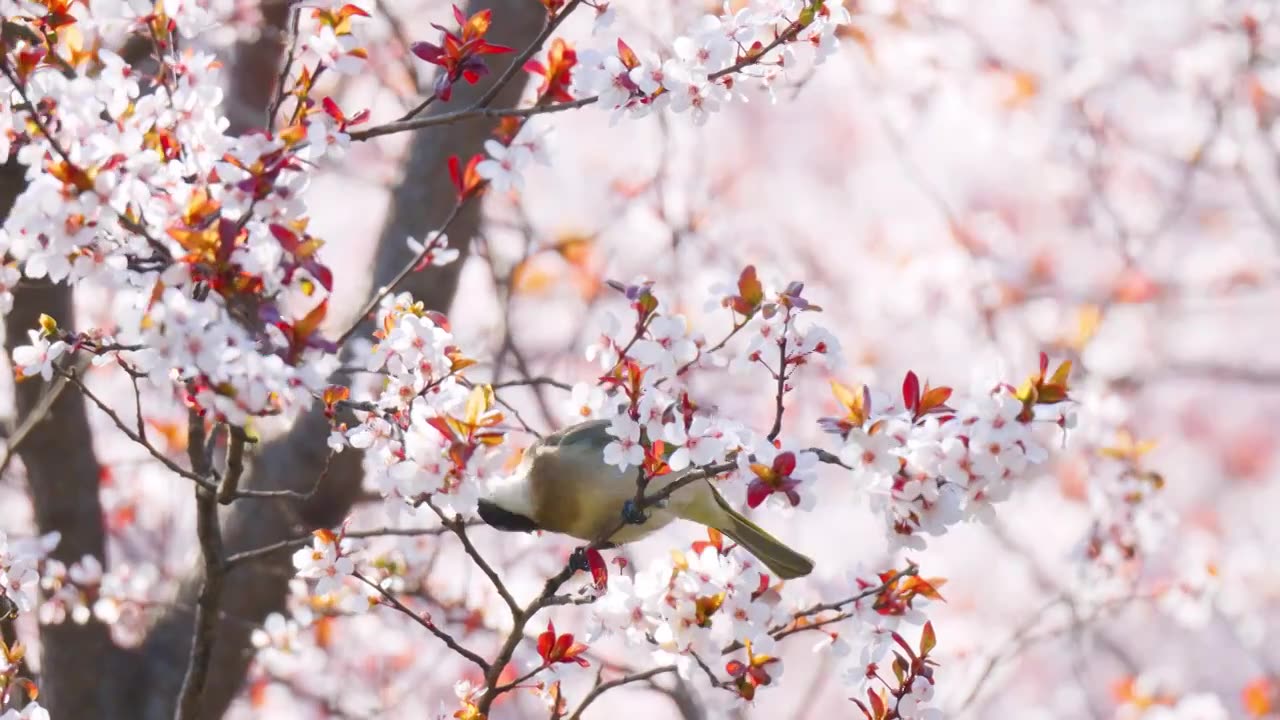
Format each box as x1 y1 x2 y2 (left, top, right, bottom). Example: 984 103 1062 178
566 665 677 720
426 500 522 616
352 570 490 671
475 0 583 110
373 0 426 95
353 14 803 143
396 95 437 123
0 358 81 478
491 665 548 694
0 57 77 167
266 6 303 131
721 566 920 655
61 369 213 489
348 97 596 141
491 376 574 391
333 198 468 348
767 335 788 442
224 523 477 567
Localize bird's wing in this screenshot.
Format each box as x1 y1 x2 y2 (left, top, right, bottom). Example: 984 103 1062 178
541 418 612 450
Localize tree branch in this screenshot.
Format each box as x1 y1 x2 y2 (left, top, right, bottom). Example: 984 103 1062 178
174 409 226 720
426 500 521 616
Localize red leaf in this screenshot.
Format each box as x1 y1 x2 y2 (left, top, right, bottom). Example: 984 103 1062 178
902 371 920 413
585 547 608 590
891 631 917 661
692 528 725 555
616 38 639 68
537 622 556 661
269 223 299 251
293 300 328 344
448 155 463 194
868 689 886 718
553 633 573 658
321 96 344 123
308 262 334 292
473 41 514 55
410 41 444 64
753 573 771 598
772 451 797 477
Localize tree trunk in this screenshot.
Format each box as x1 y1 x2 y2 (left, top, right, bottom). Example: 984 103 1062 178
126 1 546 716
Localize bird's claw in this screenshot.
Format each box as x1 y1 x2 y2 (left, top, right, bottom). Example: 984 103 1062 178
569 547 591 573
621 499 647 525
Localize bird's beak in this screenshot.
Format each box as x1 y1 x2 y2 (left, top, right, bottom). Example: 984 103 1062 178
476 499 539 533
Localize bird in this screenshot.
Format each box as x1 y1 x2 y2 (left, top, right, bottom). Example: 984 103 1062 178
476 419 815 579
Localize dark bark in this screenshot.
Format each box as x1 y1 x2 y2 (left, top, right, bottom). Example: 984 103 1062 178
224 0 293 136
126 1 546 717
0 158 122 719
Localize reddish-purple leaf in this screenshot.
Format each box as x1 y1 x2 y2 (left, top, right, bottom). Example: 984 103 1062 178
410 41 444 63
902 371 920 413
585 548 608 590
772 451 797 477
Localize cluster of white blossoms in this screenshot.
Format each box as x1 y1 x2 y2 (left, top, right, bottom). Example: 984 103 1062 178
824 563 942 715
1077 449 1174 593
579 275 1072 554
472 122 555 194
332 292 505 521
36 552 167 643
590 545 791 679
1 0 363 423
571 0 851 125
0 533 54 720
0 532 57 616
838 390 1060 550
292 529 362 598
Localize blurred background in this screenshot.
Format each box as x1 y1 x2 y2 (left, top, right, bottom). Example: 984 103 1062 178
4 0 1280 718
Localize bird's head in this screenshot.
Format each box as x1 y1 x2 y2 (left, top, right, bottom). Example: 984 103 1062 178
476 459 539 533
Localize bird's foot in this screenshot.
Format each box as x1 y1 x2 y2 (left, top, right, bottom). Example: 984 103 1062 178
621 499 648 525
569 547 591 573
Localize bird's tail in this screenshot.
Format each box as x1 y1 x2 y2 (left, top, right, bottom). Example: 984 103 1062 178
708 490 814 580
